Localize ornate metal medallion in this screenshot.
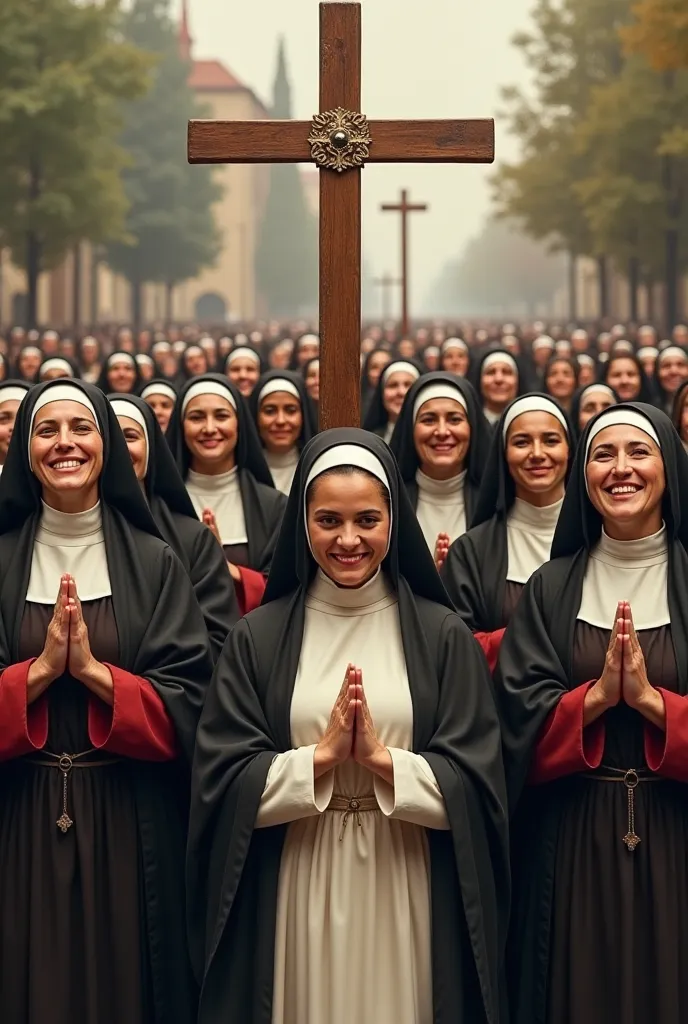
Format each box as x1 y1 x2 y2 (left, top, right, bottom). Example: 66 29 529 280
308 108 372 172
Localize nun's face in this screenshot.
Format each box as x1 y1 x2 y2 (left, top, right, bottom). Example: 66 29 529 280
545 361 577 403
441 348 469 376
108 360 137 393
118 415 147 481
0 400 20 460
305 361 320 401
506 412 569 503
606 358 641 401
185 349 208 377
414 399 471 479
144 394 174 433
639 353 657 376
579 391 615 431
481 362 518 409
258 392 302 454
183 394 238 469
138 360 155 381
366 351 391 387
227 357 260 397
586 425 665 537
533 345 553 368
270 346 292 370
382 371 416 421
577 362 596 387
80 340 99 366
297 341 319 366
307 471 390 588
30 401 103 510
658 354 688 396
397 340 415 359
42 368 71 382
19 351 41 379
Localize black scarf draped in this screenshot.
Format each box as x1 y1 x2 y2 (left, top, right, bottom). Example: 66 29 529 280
188 428 510 1024
248 368 317 451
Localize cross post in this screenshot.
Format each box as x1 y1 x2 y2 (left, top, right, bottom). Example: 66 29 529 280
373 273 401 320
188 1 494 429
380 190 428 338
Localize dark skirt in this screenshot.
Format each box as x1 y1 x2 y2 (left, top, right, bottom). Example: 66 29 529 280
0 599 152 1024
511 621 688 1024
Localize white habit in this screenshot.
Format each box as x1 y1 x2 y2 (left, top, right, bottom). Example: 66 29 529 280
506 496 563 584
265 447 300 496
255 568 449 1024
415 468 467 550
185 467 247 544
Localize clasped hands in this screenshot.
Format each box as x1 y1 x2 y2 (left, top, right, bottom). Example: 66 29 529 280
27 574 113 704
314 664 393 783
202 508 242 582
585 600 664 728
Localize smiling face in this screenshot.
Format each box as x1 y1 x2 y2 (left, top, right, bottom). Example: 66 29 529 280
183 394 238 473
227 356 260 397
606 357 641 401
505 410 569 505
658 354 688 396
0 400 20 461
144 393 174 433
117 415 147 481
258 391 302 454
366 351 392 388
19 351 41 379
382 371 416 422
30 400 103 512
481 361 518 412
305 361 320 401
586 424 665 539
297 341 319 367
413 397 471 480
545 360 577 404
578 390 615 431
108 360 137 393
185 349 208 377
441 347 470 376
306 469 391 588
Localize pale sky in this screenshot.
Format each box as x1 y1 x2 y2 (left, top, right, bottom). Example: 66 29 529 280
178 0 533 313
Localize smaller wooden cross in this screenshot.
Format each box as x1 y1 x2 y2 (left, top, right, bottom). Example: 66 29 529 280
380 190 428 338
188 2 494 429
373 273 402 320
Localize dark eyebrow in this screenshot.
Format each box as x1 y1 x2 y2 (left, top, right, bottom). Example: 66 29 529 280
32 416 93 431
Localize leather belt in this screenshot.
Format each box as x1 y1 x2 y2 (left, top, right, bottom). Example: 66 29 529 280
25 749 120 833
327 794 379 842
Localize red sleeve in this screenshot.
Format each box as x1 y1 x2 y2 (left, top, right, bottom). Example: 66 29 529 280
235 566 266 616
474 628 506 674
0 660 49 761
528 681 605 785
644 688 688 782
88 665 177 761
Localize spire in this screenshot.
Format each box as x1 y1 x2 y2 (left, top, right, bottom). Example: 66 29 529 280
179 0 193 61
271 35 292 119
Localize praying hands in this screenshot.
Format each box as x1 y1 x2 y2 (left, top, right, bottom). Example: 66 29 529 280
314 664 394 784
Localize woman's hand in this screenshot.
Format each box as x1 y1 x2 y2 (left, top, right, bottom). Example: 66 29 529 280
314 665 357 777
203 508 241 581
622 603 665 728
434 533 450 571
584 601 623 725
66 578 114 704
27 574 70 702
352 675 394 785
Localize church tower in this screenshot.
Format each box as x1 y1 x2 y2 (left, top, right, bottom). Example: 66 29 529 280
178 0 193 62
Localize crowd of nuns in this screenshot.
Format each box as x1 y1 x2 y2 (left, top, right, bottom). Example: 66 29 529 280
1 316 688 1024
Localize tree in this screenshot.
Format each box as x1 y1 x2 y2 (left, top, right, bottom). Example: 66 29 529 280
0 0 149 326
255 37 318 316
623 0 688 71
106 0 221 326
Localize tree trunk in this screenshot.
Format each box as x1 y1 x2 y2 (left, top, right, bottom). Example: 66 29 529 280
646 280 655 324
72 242 82 329
628 256 640 323
26 231 41 329
568 251 578 321
165 281 174 325
597 255 609 318
90 249 100 327
665 229 679 332
131 277 142 329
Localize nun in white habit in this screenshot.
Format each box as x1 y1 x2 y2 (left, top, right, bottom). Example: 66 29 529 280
188 428 510 1024
248 369 317 496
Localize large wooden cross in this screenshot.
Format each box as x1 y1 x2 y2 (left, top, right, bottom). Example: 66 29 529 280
380 189 428 339
188 1 494 429
373 272 401 320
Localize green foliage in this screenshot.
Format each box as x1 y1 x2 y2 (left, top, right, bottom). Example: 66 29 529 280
0 0 149 320
106 0 221 305
255 37 318 316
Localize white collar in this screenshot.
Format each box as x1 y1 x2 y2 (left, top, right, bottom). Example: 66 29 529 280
306 568 395 615
27 500 111 603
185 466 246 544
416 468 466 500
578 524 669 628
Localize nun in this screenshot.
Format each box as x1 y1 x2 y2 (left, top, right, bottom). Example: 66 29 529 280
360 347 393 417
498 403 688 1024
249 369 316 495
38 356 79 382
15 344 43 382
96 351 141 395
439 337 471 376
671 379 688 453
187 429 509 1024
570 382 618 438
542 356 579 412
109 393 238 662
0 380 212 1024
140 378 178 434
474 349 522 427
602 352 655 404
225 346 263 398
389 372 490 567
0 380 30 473
655 345 688 414
166 374 287 615
441 395 571 670
362 359 422 442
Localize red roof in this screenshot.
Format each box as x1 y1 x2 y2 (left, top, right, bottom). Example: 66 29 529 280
189 60 244 92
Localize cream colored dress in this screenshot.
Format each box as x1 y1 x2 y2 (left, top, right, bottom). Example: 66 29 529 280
255 569 449 1024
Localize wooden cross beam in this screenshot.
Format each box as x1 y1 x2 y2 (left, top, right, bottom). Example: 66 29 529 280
380 190 428 338
188 1 494 429
373 273 402 320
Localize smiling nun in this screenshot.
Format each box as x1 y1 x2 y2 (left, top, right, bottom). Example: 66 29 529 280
187 429 509 1024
